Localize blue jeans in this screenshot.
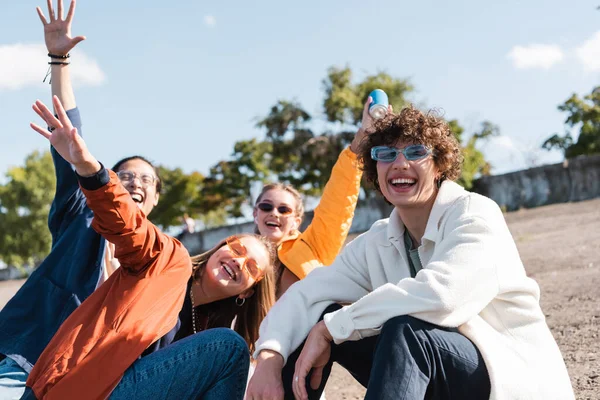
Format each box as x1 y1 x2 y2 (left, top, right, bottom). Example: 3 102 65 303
110 328 250 400
283 305 490 400
0 357 28 400
20 328 250 400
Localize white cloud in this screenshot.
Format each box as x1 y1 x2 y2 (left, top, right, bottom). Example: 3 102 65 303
203 15 216 27
0 43 106 91
507 44 564 70
576 31 600 72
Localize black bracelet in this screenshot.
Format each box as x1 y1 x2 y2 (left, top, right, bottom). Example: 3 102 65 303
48 53 70 59
48 61 70 65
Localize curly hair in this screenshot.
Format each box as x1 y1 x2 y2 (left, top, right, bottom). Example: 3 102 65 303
358 105 463 194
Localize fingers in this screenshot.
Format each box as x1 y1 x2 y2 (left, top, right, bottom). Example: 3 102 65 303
52 95 71 128
71 35 86 46
35 100 62 130
32 103 49 125
309 366 323 391
70 127 82 144
30 122 52 139
36 7 48 25
292 362 309 400
364 95 373 111
65 0 76 23
57 0 63 20
389 104 393 113
47 0 55 21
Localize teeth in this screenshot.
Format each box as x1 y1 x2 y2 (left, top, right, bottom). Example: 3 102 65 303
391 178 415 184
131 194 143 203
222 263 235 279
266 222 279 227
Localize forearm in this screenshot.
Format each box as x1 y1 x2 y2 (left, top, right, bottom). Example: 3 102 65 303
298 148 362 267
51 64 76 111
254 262 369 363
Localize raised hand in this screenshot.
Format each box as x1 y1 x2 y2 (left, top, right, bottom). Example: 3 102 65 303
349 96 393 154
31 96 99 175
37 0 86 56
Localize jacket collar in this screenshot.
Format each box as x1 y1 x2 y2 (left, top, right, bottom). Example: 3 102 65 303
387 180 466 243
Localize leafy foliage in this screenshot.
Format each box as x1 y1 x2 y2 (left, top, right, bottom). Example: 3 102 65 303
542 87 600 158
0 151 55 266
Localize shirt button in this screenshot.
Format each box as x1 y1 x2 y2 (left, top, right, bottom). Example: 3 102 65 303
340 327 346 334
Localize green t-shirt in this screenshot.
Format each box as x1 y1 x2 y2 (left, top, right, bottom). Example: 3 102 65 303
403 229 423 278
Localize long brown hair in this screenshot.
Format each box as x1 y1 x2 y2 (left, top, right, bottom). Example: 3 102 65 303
189 234 277 354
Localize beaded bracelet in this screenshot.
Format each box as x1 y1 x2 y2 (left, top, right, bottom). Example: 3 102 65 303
48 53 70 59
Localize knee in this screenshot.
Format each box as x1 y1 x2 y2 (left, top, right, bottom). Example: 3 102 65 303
382 315 419 330
379 315 431 342
196 328 249 360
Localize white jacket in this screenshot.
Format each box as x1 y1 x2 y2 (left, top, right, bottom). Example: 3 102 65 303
255 181 574 400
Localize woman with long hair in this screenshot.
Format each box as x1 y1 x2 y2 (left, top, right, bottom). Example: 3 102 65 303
253 99 391 297
22 96 277 400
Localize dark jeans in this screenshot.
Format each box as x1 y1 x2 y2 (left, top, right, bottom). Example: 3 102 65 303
282 305 490 400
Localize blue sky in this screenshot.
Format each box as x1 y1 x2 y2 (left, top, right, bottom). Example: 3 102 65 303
2 0 599 182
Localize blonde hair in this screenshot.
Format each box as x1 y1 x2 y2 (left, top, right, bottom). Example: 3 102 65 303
190 234 277 354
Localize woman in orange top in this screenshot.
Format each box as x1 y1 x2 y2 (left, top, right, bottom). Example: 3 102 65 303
253 98 390 297
23 96 277 400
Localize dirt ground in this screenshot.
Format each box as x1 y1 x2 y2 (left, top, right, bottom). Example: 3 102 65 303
1 199 598 399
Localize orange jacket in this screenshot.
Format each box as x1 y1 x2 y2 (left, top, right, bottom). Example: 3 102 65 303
279 147 362 279
27 170 191 400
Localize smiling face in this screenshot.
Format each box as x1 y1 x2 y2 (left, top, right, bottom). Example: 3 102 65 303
201 236 271 301
115 159 160 216
253 189 302 245
376 140 440 210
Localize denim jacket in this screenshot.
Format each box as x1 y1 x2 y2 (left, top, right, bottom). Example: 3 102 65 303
0 108 106 372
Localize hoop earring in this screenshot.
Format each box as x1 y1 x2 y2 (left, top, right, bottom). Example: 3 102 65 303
235 297 246 307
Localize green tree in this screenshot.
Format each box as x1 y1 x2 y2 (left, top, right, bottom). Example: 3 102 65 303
542 87 600 158
451 120 499 189
203 139 273 218
150 166 206 229
255 67 414 198
199 66 498 219
0 150 55 267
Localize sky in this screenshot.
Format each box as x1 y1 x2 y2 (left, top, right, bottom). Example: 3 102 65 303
1 0 599 183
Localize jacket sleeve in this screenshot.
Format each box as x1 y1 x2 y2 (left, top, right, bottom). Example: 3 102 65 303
253 232 373 364
48 108 87 240
323 207 502 344
281 147 362 279
80 168 167 274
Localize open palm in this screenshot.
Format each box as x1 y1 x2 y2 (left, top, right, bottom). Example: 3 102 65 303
31 96 93 167
37 0 85 56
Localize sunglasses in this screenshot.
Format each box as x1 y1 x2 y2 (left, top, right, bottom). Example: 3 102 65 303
371 145 432 162
256 202 294 215
225 237 263 282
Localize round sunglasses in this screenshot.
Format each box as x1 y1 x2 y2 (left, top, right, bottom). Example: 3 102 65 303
256 202 294 215
225 237 263 282
371 145 432 162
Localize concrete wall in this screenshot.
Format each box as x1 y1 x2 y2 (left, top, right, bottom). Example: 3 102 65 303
180 154 600 254
472 154 600 212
